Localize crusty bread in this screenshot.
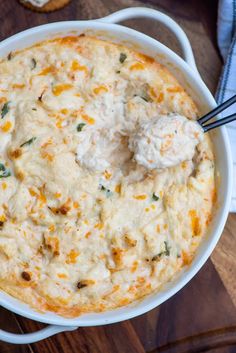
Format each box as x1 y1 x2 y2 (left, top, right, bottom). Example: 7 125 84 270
19 0 71 13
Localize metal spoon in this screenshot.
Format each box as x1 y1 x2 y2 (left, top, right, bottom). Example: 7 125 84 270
197 94 236 132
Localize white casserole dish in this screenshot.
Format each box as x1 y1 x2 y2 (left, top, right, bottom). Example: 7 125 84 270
0 7 233 344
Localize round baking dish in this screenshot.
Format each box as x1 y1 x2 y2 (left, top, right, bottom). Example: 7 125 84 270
0 7 233 344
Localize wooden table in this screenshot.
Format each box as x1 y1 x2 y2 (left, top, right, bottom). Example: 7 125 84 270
1 0 236 352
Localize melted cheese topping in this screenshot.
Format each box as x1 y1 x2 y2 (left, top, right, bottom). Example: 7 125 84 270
0 36 215 317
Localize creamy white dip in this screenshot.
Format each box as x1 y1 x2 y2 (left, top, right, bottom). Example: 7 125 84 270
76 127 131 172
129 114 204 170
0 35 215 318
77 114 203 173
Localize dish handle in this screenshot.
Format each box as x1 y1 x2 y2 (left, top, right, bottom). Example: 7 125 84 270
0 325 78 344
99 7 198 73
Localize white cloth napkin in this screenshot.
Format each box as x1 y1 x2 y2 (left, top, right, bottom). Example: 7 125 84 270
217 0 236 212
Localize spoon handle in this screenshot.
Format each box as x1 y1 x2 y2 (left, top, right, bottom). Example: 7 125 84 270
198 94 236 125
203 113 236 132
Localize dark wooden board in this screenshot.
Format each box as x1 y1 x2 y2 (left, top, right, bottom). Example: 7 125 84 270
1 1 236 352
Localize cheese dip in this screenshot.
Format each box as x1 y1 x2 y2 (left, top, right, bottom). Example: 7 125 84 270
0 35 215 317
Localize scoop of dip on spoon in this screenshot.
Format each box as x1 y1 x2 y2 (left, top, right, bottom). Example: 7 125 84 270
76 95 236 173
129 114 204 170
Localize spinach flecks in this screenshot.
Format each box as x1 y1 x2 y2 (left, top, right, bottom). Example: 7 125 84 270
38 91 44 102
20 137 36 148
119 53 127 64
164 241 170 256
77 281 87 289
77 123 86 132
0 163 11 178
1 102 10 119
141 93 153 102
152 193 159 201
152 241 171 261
133 93 153 103
7 52 12 61
31 58 37 70
100 184 112 197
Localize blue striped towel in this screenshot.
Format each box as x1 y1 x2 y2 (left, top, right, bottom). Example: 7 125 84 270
217 0 236 212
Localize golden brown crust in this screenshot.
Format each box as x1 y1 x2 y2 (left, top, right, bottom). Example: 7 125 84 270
0 280 157 318
18 0 71 13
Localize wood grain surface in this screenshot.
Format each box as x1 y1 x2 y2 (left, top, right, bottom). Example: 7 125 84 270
0 0 236 352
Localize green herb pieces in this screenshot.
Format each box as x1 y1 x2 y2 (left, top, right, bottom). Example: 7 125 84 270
0 164 5 172
100 184 112 197
0 169 11 178
152 241 171 261
119 53 127 63
77 281 87 289
151 254 160 262
133 93 153 102
77 123 86 132
90 67 94 78
0 163 11 178
1 102 10 119
31 58 37 70
164 241 170 256
38 91 44 102
7 52 12 61
20 137 36 148
152 193 159 201
141 92 153 102
140 96 149 102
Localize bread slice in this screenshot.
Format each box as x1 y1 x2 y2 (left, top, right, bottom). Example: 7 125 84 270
19 0 71 13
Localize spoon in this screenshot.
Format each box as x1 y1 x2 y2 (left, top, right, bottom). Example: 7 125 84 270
197 94 236 132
